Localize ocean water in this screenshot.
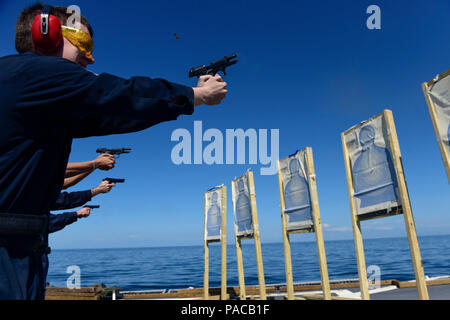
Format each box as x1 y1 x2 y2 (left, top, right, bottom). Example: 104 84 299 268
47 235 450 291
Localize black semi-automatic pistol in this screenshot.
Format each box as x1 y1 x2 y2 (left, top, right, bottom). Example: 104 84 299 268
83 205 100 209
96 148 131 158
103 178 125 184
189 54 238 78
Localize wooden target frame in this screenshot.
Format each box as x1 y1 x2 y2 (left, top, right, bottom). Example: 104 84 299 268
341 109 429 300
277 147 331 300
203 185 227 300
422 68 450 182
232 171 266 300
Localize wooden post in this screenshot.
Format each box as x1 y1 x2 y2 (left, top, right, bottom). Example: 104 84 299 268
203 193 209 300
341 132 370 300
305 147 331 300
235 237 246 300
247 171 267 300
383 110 429 300
277 160 295 300
221 186 227 300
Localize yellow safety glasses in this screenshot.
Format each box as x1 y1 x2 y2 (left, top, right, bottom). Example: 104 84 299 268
61 26 94 62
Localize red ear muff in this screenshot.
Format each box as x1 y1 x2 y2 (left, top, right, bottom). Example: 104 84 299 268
31 9 62 53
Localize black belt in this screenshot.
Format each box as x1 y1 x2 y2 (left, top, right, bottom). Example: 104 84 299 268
0 212 48 237
0 213 49 254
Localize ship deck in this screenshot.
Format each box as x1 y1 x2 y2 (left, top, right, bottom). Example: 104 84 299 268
45 275 450 300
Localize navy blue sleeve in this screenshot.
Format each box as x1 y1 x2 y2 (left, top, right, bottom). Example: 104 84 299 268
16 54 195 138
51 190 92 211
0 53 196 215
48 212 78 233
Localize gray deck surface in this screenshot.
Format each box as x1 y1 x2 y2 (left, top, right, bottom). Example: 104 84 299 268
370 284 450 300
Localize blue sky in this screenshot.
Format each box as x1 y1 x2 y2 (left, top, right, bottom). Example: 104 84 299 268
0 0 449 249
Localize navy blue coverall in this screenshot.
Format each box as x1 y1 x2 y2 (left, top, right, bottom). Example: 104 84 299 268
52 190 93 211
36 190 94 299
0 52 195 300
49 190 93 233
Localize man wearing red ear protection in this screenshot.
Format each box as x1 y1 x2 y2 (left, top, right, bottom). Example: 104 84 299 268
0 3 228 300
16 3 96 68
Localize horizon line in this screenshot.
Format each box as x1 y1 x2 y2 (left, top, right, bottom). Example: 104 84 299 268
50 233 450 251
